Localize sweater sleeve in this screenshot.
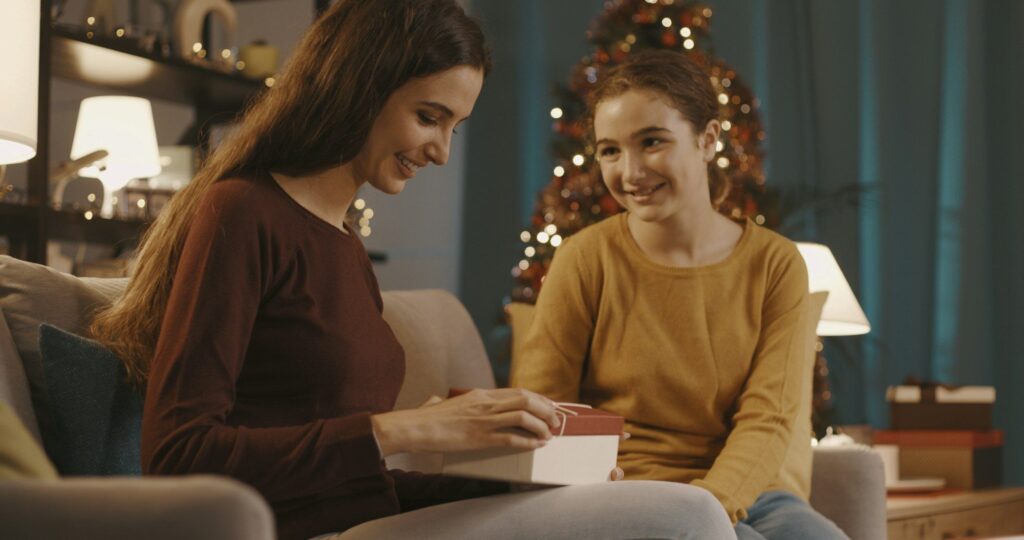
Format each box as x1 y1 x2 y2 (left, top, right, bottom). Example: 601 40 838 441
141 184 386 504
509 237 596 403
691 245 809 523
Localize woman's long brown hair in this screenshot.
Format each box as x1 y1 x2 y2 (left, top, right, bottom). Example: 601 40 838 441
91 0 491 387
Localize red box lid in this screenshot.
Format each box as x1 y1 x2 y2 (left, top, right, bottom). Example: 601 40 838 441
873 429 1003 448
553 404 624 437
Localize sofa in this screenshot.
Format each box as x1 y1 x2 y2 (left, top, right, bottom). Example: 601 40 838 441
0 255 886 539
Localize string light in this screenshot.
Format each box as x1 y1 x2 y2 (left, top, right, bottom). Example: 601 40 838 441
722 120 732 131
518 260 530 270
520 230 531 242
550 234 563 247
572 154 585 166
84 210 94 220
717 93 729 105
554 166 565 177
715 140 724 152
550 107 563 119
717 157 730 168
661 17 672 27
680 27 691 37
354 199 366 210
683 39 695 50
525 246 536 257
544 224 557 235
537 231 550 244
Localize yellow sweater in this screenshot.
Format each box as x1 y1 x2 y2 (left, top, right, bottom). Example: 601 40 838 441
511 214 809 523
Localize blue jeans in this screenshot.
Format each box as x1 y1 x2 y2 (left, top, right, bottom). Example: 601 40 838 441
735 490 849 540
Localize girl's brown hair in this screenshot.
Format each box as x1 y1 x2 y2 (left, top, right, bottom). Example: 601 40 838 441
91 0 491 387
586 50 728 207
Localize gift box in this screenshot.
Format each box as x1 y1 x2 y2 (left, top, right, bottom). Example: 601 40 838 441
887 385 994 430
874 429 1003 489
441 403 624 485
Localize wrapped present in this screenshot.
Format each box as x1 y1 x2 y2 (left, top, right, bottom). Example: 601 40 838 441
442 402 624 485
887 384 995 430
874 429 1003 489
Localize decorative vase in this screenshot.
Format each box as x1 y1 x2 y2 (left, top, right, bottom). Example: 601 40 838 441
172 0 237 61
239 40 279 79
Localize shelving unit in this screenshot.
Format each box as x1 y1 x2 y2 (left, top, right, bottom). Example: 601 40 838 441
4 0 267 265
5 0 387 267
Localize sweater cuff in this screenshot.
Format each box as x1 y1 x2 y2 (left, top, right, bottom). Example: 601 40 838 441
691 478 748 524
323 412 387 479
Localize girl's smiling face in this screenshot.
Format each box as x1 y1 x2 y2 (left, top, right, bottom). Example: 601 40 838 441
594 88 720 224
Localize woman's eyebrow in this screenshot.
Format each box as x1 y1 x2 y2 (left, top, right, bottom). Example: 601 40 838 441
418 101 472 124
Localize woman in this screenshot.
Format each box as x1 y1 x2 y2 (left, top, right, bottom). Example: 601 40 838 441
92 2 732 539
511 50 848 540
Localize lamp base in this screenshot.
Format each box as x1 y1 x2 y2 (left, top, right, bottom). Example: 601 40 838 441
100 187 119 218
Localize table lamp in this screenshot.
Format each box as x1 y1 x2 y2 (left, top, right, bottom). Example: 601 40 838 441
0 0 40 165
70 96 161 217
797 242 871 438
796 242 871 337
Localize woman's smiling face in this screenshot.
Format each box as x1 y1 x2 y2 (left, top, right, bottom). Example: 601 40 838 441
352 65 484 195
593 88 720 224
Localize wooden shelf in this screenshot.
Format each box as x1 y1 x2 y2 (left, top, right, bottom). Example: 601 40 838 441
50 25 266 115
46 208 148 246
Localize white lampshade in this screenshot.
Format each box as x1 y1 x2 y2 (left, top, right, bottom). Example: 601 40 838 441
71 96 162 192
796 242 871 336
0 1 40 164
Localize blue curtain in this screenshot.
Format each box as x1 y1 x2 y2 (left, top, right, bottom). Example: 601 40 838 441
463 0 1024 484
710 0 1024 484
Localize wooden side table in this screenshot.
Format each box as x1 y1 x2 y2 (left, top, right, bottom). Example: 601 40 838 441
887 487 1024 540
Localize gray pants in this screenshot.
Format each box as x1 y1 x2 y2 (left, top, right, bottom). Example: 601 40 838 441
327 480 736 540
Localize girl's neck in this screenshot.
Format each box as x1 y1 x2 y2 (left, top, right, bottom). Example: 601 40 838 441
270 163 363 233
626 204 743 268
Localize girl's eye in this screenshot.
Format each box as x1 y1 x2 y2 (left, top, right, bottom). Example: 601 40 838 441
642 137 662 148
598 147 619 157
417 112 438 126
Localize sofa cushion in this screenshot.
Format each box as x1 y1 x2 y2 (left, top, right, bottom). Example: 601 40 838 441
0 256 127 451
0 307 41 443
38 324 142 476
0 401 58 480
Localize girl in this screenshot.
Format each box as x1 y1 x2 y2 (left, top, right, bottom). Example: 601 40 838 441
92 3 730 539
512 50 848 540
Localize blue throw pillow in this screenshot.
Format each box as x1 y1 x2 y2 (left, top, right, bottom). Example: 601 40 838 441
37 324 142 476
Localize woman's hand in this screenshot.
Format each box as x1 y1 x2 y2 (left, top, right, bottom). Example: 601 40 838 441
371 388 562 456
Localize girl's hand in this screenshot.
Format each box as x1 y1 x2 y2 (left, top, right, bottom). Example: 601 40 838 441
371 388 562 456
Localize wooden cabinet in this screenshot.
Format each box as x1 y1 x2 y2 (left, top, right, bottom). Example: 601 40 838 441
887 487 1024 540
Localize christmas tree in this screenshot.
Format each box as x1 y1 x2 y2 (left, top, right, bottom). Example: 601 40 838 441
510 0 776 304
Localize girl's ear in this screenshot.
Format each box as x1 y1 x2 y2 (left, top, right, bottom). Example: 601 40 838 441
699 120 721 162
